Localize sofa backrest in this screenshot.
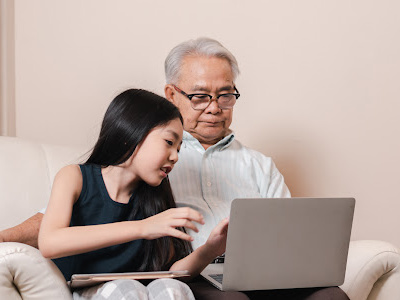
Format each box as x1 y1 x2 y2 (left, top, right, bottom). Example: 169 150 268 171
0 136 88 229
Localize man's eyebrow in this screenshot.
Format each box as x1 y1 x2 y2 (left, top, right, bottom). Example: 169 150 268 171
217 85 235 93
192 85 234 93
192 85 209 92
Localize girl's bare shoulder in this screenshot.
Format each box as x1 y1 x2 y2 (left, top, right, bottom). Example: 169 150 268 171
56 164 82 179
53 164 83 196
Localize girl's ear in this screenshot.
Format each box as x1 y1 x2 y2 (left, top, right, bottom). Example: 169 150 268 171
131 145 139 157
124 146 139 165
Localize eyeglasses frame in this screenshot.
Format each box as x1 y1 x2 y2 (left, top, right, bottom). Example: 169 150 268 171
172 84 240 110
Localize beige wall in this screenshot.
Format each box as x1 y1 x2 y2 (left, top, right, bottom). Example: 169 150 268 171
5 0 400 246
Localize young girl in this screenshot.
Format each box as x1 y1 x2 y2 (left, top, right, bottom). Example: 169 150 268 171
38 89 229 300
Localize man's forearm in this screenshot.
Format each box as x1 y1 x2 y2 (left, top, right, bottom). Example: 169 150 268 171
0 213 43 248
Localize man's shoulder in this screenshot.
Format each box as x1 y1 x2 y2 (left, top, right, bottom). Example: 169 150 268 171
219 139 278 174
228 138 272 160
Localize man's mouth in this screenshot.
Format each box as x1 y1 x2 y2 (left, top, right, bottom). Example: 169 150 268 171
200 121 223 126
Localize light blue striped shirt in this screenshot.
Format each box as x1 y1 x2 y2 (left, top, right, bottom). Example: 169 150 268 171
169 131 291 249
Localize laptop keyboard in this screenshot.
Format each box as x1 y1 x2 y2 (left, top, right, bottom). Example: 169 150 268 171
211 253 225 264
209 274 223 284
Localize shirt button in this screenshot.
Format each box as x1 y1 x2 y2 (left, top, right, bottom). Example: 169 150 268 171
207 182 212 187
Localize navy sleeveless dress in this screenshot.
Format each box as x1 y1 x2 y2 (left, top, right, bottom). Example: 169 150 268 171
52 164 143 281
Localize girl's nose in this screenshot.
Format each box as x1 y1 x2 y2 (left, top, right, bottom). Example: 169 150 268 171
170 149 179 164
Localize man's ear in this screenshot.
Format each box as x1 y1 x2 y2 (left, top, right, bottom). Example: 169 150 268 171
164 84 176 104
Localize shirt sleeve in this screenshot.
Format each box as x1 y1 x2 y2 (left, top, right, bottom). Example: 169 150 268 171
250 148 291 198
266 160 291 198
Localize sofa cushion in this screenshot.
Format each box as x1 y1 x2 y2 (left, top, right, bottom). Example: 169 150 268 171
0 136 87 228
0 242 72 299
340 240 400 300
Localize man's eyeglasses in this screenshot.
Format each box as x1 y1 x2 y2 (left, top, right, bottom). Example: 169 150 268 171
172 85 240 111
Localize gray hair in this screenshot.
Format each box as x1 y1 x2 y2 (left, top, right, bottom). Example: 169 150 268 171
165 37 240 84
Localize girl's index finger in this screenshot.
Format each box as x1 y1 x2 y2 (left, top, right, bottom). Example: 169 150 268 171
169 228 194 242
175 207 205 224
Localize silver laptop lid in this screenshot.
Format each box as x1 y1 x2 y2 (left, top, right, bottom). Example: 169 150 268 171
222 197 355 291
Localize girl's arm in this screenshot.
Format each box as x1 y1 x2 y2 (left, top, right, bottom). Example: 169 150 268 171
169 218 229 281
39 165 204 259
39 165 143 258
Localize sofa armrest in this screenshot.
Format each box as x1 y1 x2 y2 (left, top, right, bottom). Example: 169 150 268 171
340 240 400 300
0 242 72 300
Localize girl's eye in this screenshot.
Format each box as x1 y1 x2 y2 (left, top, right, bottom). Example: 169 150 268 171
165 140 173 146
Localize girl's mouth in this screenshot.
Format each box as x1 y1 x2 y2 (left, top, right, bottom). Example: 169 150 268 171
160 166 172 175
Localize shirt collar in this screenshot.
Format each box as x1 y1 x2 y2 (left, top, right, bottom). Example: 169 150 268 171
182 130 235 152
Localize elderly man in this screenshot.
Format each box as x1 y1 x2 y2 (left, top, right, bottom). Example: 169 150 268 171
0 37 349 300
162 38 349 300
164 38 290 250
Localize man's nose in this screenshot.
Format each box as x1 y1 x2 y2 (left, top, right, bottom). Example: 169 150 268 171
204 98 222 113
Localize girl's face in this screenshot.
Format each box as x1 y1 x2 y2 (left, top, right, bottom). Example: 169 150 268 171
131 118 183 186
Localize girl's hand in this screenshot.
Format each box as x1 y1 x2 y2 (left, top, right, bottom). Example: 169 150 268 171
169 217 229 278
139 207 204 241
204 218 229 258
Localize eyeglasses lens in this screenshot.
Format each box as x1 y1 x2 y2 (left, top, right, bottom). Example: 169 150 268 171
191 94 236 110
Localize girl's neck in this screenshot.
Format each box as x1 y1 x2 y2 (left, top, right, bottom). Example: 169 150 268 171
101 165 139 204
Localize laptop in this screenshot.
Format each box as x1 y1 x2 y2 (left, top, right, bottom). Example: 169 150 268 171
201 197 355 291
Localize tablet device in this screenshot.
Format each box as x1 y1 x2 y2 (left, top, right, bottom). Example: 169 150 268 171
69 270 190 289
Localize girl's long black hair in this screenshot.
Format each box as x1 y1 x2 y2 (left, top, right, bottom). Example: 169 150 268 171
86 89 192 271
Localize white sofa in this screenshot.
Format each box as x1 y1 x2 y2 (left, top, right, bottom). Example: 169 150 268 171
1 136 400 300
